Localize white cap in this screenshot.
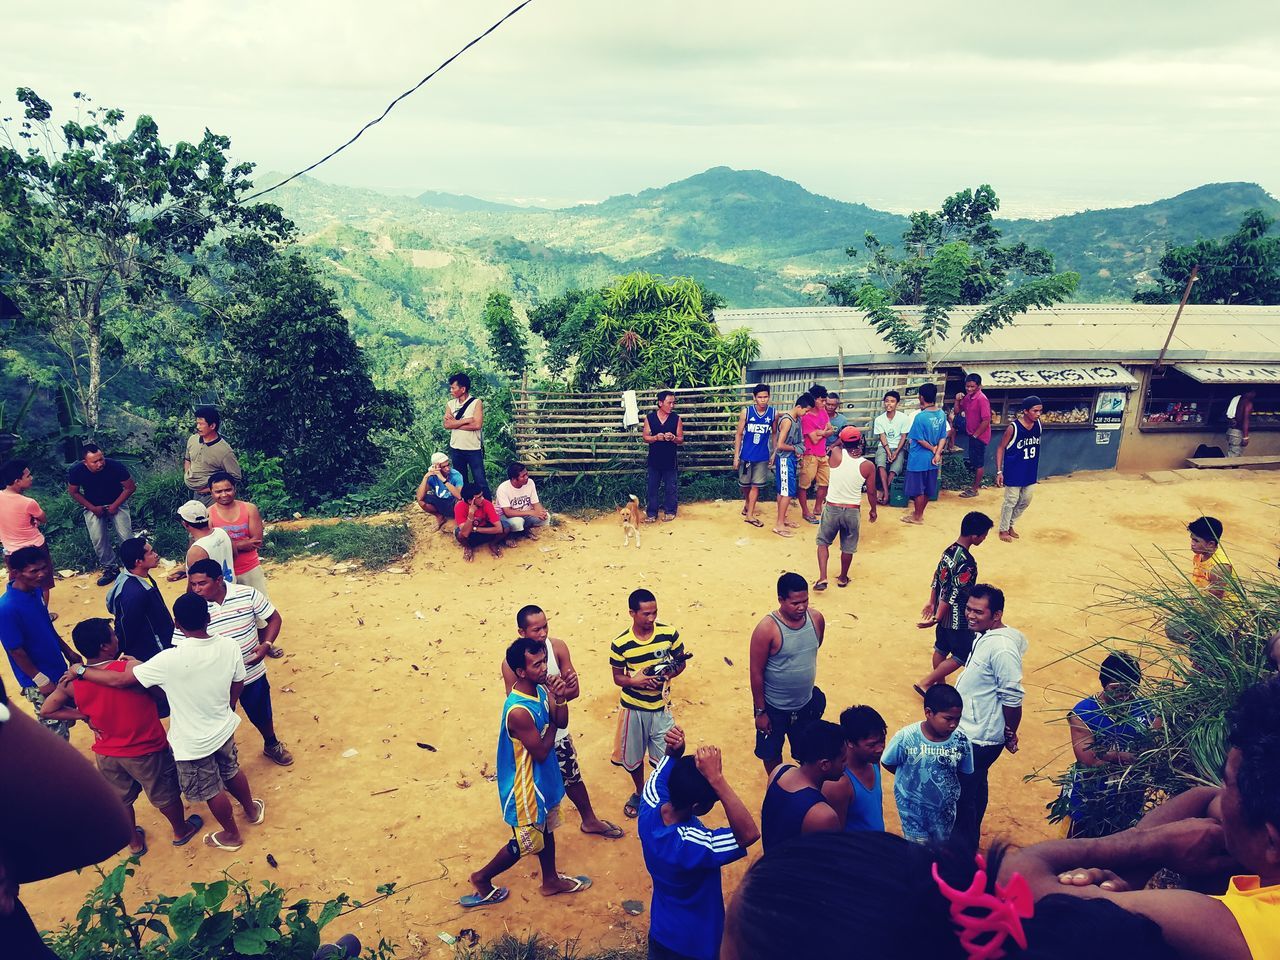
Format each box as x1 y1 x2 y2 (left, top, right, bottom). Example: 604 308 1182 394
177 500 210 524
430 452 449 466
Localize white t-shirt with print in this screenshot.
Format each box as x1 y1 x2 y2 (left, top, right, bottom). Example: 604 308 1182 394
874 411 911 449
133 632 246 760
495 478 540 514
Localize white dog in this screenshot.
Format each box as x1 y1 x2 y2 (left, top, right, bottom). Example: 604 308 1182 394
620 495 641 548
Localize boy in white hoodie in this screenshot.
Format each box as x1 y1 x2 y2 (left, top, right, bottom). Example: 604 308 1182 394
953 583 1028 851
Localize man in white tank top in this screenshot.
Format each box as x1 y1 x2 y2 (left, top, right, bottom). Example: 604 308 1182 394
500 604 625 840
169 501 236 585
814 427 877 590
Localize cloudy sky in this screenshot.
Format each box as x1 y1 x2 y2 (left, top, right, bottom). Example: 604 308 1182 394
7 1 1279 217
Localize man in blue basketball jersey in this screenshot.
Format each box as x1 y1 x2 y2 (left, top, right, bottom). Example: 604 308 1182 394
734 385 775 529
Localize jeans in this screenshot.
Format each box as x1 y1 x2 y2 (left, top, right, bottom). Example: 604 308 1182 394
999 485 1033 532
955 742 1006 851
501 514 550 533
239 677 275 744
646 465 678 519
448 447 488 496
84 506 133 568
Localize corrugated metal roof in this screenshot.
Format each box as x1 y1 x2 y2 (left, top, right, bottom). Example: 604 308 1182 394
714 304 1280 369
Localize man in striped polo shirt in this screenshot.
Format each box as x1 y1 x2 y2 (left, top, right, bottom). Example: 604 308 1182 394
186 558 293 766
610 588 686 820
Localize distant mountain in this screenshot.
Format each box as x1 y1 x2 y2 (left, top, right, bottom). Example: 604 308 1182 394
415 190 540 213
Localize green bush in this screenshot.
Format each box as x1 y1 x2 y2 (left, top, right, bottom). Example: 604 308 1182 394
44 858 396 959
537 471 740 517
458 935 642 960
265 520 413 569
239 453 303 521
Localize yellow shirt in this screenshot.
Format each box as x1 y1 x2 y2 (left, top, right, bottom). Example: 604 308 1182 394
1191 544 1231 592
1213 876 1280 958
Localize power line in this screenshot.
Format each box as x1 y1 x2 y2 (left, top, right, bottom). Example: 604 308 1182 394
240 0 537 203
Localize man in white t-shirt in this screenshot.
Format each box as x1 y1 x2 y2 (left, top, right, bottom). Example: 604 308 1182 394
168 500 236 585
495 461 552 539
72 592 265 853
873 391 911 505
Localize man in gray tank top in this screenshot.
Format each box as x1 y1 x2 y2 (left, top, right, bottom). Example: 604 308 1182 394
749 572 827 774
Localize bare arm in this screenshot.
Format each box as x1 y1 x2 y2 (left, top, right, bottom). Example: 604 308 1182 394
230 679 244 710
77 660 142 689
248 610 283 664
241 503 264 551
821 776 853 828
9 647 55 694
801 801 842 835
674 416 684 445
66 483 100 514
812 607 826 646
551 638 580 701
643 415 657 444
697 746 760 848
994 423 1015 484
507 701 560 763
733 409 747 465
860 460 878 520
748 619 776 713
39 677 89 723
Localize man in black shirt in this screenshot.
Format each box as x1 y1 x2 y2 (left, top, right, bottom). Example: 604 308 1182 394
105 538 174 662
66 444 136 586
914 511 993 695
643 391 684 523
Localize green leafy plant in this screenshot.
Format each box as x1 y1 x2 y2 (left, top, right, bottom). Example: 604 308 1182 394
239 453 302 521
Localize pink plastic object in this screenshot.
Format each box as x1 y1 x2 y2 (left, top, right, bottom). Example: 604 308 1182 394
930 854 1034 960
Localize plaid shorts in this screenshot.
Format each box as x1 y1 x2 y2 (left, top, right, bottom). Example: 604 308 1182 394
175 735 240 803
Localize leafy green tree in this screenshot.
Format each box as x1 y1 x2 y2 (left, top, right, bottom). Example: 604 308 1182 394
0 88 291 430
217 247 411 506
533 273 757 390
825 186 1079 368
480 291 529 378
1133 209 1280 305
528 288 607 378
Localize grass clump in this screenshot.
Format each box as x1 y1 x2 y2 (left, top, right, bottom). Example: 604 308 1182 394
265 520 413 570
458 935 643 960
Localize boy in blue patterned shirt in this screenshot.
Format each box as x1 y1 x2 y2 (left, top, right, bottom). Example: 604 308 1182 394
881 684 973 843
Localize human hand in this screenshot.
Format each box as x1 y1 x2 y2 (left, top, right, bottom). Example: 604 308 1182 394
664 725 685 753
755 711 772 736
868 507 877 523
547 675 568 700
918 617 937 629
932 452 943 467
247 642 271 665
107 504 119 516
732 457 740 470
1057 867 1132 892
1242 437 1250 447
1004 729 1020 754
694 744 723 783
995 472 1005 488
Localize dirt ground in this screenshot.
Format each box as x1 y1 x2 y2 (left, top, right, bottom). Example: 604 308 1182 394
21 469 1280 956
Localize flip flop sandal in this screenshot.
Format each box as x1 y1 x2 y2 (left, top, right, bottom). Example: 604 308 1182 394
744 517 764 527
459 886 510 909
814 581 828 591
172 814 204 846
624 793 642 819
913 684 928 699
836 577 850 588
545 874 592 896
248 799 266 825
805 516 820 525
203 832 243 852
959 490 978 498
581 820 624 839
129 827 148 858
772 528 793 538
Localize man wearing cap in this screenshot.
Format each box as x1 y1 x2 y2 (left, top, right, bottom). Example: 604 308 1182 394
994 396 1044 542
814 427 877 591
415 452 463 531
169 501 237 585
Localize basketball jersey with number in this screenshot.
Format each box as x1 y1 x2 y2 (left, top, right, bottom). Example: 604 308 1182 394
1003 418 1042 487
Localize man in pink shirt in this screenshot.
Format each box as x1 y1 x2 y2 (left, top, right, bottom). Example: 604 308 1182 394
0 459 54 611
797 384 833 524
958 374 993 499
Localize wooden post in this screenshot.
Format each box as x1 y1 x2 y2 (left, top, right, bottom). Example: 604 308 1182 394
1154 265 1199 373
837 347 845 389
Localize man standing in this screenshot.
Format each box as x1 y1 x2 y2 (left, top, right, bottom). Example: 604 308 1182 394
823 393 848 455
797 384 832 524
462 636 589 907
74 592 265 852
643 391 683 522
733 384 774 529
994 396 1043 542
501 605 623 840
170 500 236 584
66 444 136 586
902 383 948 525
183 405 241 504
495 461 552 540
415 452 463 531
760 719 845 853
1226 388 1256 458
0 545 81 739
769 393 814 539
640 729 759 960
208 472 269 598
814 427 877 591
105 538 174 662
750 572 826 774
0 460 53 609
958 374 992 499
41 618 202 851
954 583 1027 851
453 483 506 561
186 558 293 766
611 588 686 819
914 511 993 694
872 390 910 505
444 372 487 493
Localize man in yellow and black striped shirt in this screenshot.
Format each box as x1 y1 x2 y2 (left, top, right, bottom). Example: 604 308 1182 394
610 588 686 819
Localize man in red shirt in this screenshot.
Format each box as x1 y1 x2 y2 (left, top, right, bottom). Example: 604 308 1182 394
958 373 992 499
453 482 506 562
41 618 202 853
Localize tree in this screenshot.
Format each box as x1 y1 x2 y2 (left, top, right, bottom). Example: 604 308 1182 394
480 291 528 379
0 88 292 430
825 186 1079 369
1132 209 1280 305
217 247 411 506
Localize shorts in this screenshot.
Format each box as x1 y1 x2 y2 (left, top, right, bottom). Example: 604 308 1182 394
21 686 71 741
754 687 826 762
507 805 562 858
737 459 769 488
954 413 966 435
799 454 830 489
611 706 675 772
175 735 240 804
96 746 181 809
420 493 455 514
777 454 798 497
874 445 904 475
236 565 269 599
816 504 861 553
904 469 939 499
934 625 976 663
966 436 988 471
555 734 583 787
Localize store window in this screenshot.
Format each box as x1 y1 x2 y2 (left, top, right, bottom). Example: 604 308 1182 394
1141 368 1280 430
